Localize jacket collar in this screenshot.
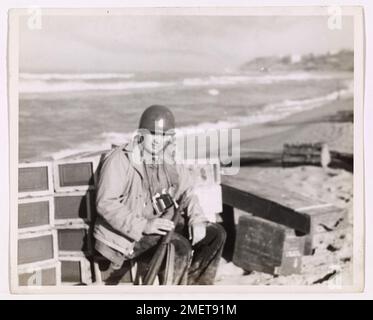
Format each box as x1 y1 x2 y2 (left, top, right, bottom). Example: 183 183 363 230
121 140 144 180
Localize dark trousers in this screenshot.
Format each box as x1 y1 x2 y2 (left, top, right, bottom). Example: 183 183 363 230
102 223 226 285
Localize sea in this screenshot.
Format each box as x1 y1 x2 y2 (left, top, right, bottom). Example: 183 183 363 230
19 71 353 161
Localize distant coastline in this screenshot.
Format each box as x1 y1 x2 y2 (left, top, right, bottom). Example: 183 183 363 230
240 50 353 73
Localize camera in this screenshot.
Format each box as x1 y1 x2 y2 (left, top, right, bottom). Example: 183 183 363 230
152 192 178 216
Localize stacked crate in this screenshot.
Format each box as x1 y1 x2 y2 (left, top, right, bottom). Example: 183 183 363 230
17 153 224 286
18 162 60 286
53 157 100 285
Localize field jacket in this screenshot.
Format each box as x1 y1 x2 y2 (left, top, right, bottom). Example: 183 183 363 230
93 141 207 258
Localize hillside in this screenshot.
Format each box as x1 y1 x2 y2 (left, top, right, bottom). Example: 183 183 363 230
240 50 353 73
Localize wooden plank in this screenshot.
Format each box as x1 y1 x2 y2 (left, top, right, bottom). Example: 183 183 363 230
222 173 315 209
221 184 311 234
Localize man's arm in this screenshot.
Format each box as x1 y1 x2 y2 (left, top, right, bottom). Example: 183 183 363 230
96 150 148 242
176 165 209 244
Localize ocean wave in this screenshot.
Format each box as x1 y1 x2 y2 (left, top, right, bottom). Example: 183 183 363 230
48 82 353 160
182 72 351 87
20 72 135 80
264 82 353 114
178 81 353 133
19 80 175 93
207 89 220 96
19 71 352 93
183 76 249 86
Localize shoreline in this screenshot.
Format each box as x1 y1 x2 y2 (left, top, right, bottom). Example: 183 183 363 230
238 96 353 154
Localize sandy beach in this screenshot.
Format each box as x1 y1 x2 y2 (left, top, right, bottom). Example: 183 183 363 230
215 96 353 285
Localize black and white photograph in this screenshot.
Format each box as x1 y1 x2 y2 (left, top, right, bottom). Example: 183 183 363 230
7 6 364 293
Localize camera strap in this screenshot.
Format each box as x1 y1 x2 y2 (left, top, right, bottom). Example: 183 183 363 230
142 160 172 196
142 160 155 198
162 163 172 190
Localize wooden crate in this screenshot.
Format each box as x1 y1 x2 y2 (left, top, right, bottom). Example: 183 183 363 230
59 254 93 285
194 184 222 223
18 230 58 268
233 215 305 276
56 224 92 256
18 162 53 198
54 191 94 226
18 196 54 233
53 157 99 192
18 261 61 287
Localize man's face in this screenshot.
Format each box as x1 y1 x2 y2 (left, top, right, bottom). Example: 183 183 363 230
142 133 173 156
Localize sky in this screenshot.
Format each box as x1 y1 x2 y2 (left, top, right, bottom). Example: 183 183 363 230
19 14 354 73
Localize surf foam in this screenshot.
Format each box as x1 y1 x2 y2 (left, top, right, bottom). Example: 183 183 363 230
48 81 353 160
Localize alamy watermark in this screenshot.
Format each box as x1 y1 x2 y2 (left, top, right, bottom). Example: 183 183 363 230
27 8 42 30
327 6 343 30
129 125 241 175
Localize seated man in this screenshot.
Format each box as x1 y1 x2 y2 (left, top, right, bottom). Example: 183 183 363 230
93 105 226 285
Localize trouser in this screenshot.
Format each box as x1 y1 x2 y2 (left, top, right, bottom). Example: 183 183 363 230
99 223 226 285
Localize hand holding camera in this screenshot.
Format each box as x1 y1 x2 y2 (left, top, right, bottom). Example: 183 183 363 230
144 191 178 235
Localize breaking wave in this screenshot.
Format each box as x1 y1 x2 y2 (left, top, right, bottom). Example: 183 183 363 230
19 79 175 93
182 72 350 87
48 82 353 160
19 72 352 94
20 72 135 80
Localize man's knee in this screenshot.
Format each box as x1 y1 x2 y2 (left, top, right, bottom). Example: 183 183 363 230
172 233 192 258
